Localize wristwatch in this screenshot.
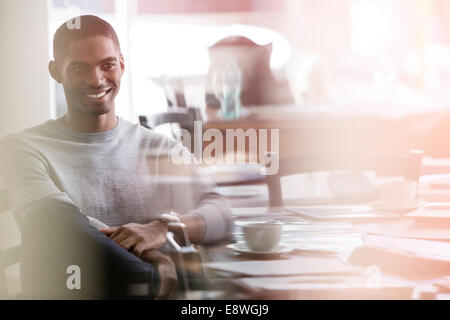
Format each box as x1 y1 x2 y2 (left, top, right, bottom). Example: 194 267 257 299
157 212 191 247
157 212 180 224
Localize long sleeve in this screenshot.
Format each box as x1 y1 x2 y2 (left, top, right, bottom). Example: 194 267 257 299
168 150 234 245
0 136 75 218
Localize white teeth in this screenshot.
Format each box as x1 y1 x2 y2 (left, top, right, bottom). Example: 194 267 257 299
85 90 107 99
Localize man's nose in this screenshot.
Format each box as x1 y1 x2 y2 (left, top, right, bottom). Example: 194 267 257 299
85 68 105 87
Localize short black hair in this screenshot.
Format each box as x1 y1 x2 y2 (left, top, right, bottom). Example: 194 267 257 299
53 15 120 62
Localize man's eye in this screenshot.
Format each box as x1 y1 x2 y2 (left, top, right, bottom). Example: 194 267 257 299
103 63 115 70
72 66 85 73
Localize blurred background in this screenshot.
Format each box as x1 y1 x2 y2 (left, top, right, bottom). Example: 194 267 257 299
4 0 450 135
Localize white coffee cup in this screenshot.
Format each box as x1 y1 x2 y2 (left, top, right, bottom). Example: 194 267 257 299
241 222 282 252
378 180 417 209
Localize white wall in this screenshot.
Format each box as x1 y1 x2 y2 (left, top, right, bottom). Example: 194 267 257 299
0 0 52 137
0 1 51 296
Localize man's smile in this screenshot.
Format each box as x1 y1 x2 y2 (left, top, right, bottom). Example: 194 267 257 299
82 87 113 100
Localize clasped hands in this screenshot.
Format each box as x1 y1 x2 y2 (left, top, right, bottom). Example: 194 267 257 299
99 220 177 299
100 220 169 257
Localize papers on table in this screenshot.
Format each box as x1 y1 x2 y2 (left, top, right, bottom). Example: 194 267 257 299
232 274 416 299
407 206 450 220
354 220 450 241
205 256 361 277
421 202 450 210
349 234 450 279
363 235 450 262
288 203 450 222
421 174 450 188
284 236 362 254
287 205 401 220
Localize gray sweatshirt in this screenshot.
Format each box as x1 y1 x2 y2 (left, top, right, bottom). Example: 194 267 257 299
0 117 233 244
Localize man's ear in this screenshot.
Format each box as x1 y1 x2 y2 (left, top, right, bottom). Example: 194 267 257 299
119 54 125 76
49 60 61 83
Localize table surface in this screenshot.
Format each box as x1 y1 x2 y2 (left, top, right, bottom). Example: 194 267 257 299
187 167 450 300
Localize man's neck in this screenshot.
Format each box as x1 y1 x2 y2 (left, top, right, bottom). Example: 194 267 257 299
57 112 118 133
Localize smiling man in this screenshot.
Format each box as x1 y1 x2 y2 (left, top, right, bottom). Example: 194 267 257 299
0 15 233 299
49 18 121 131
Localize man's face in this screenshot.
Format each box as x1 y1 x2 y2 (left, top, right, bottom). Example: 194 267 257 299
54 35 124 116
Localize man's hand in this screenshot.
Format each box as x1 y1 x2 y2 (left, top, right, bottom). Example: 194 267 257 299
141 250 178 300
100 220 168 257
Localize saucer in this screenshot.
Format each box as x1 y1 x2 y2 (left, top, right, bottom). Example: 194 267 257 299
371 201 419 214
226 242 293 257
